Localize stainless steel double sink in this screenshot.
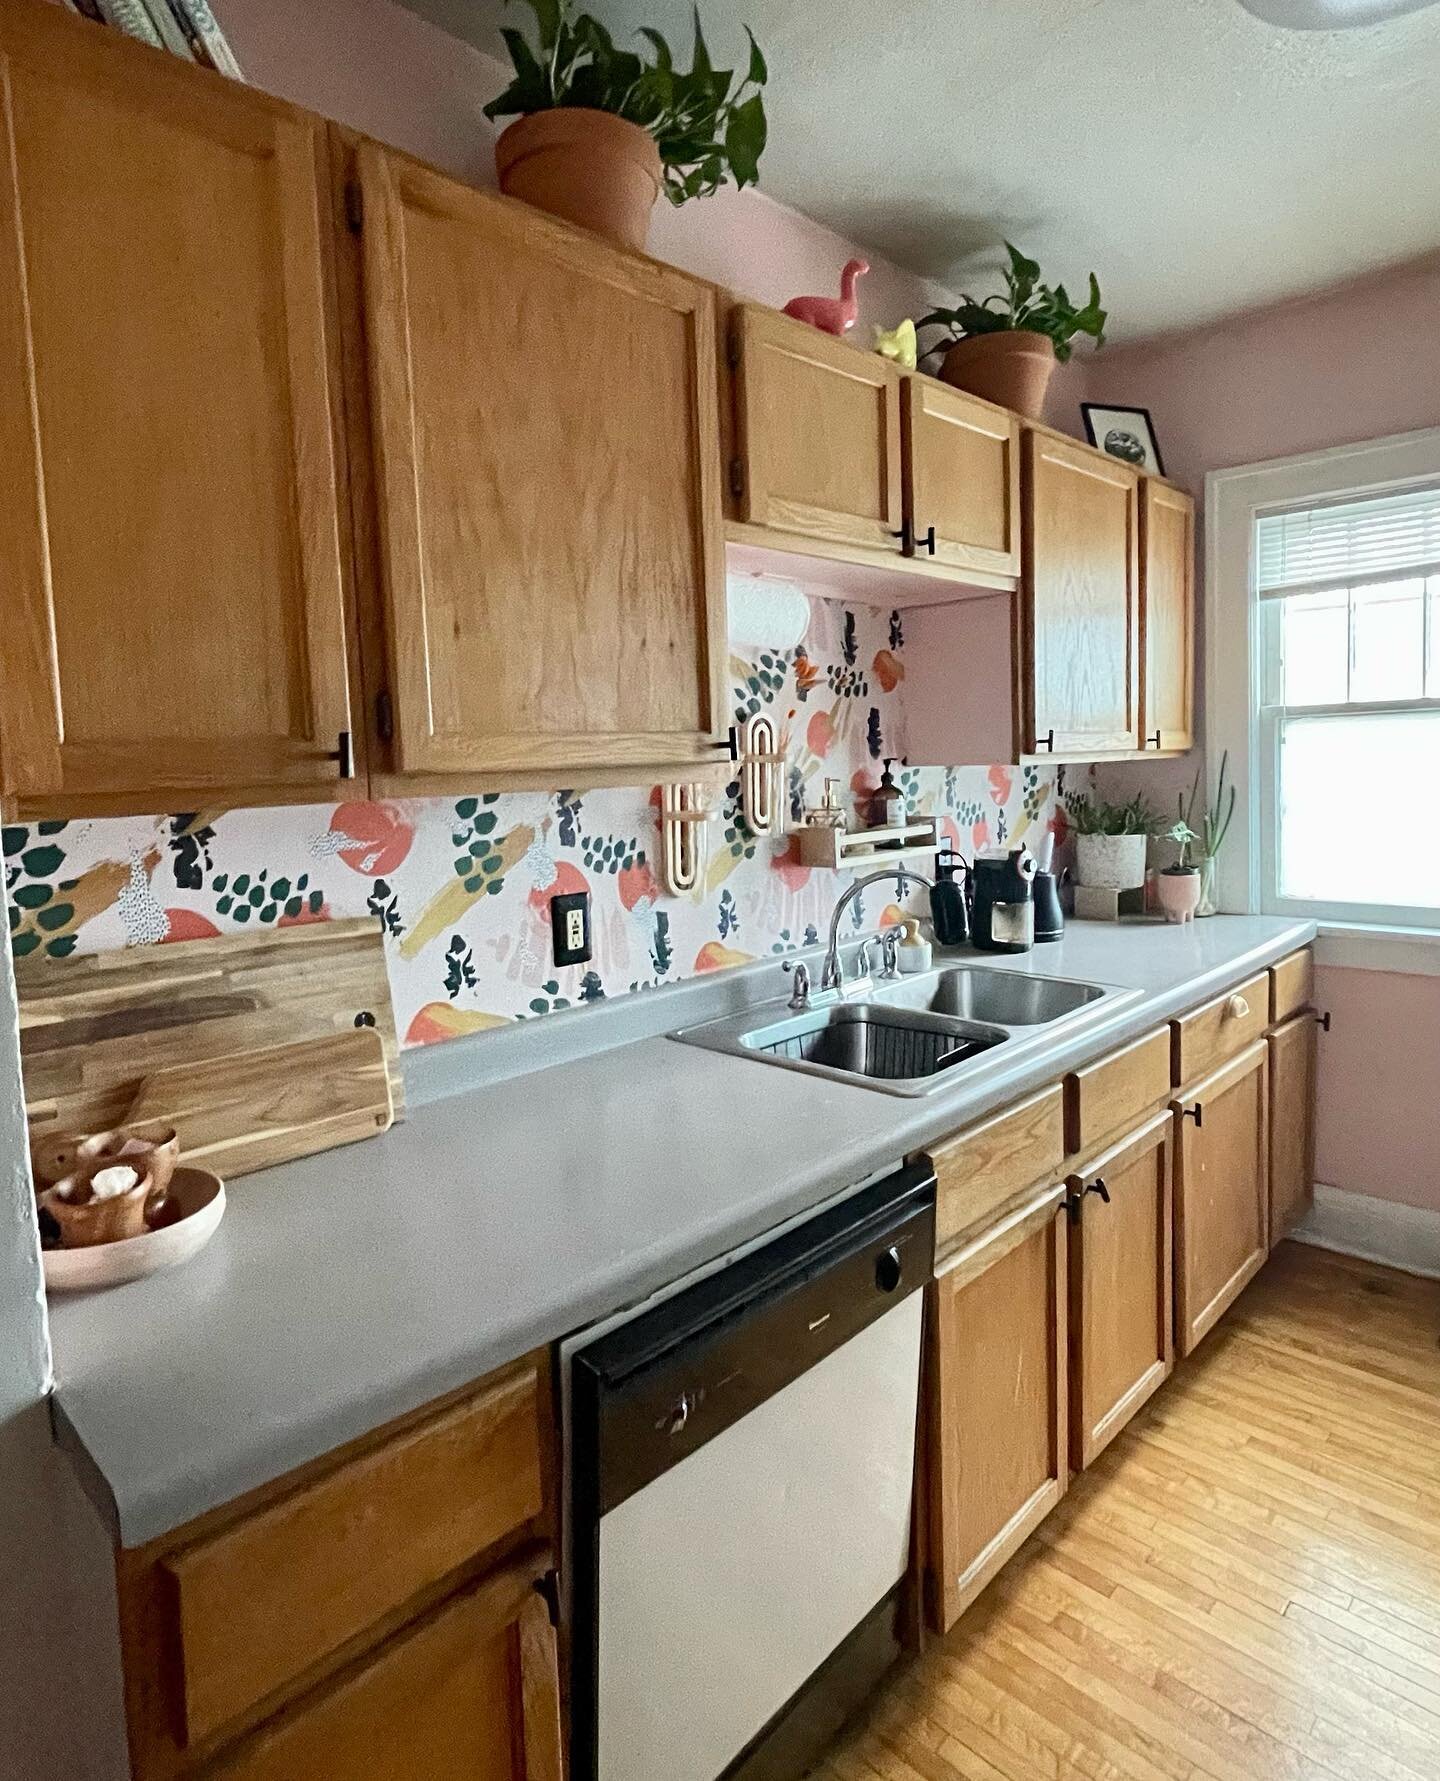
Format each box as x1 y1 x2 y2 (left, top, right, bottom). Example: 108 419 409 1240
671 964 1137 1096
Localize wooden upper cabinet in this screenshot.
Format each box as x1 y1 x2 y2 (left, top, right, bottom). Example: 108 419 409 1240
901 379 1020 579
356 143 726 780
1140 480 1195 752
0 6 357 816
730 303 903 554
1021 431 1141 756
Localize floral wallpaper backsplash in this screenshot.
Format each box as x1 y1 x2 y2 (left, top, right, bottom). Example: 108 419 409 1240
3 599 1067 1048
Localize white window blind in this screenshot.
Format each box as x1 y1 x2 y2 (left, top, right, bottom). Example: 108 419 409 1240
1255 482 1440 599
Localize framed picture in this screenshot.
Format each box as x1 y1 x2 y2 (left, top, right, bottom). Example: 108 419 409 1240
1081 404 1165 477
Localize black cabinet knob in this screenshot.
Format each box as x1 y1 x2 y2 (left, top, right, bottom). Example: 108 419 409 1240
1147 730 1162 749
888 521 912 552
875 1245 903 1293
1317 1011 1332 1032
917 524 937 555
1182 1104 1203 1128
1035 729 1056 752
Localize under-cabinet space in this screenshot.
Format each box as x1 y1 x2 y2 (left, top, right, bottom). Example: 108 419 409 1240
927 1186 1068 1631
902 592 1019 767
0 2 360 818
1268 1011 1317 1245
353 141 728 789
1067 1111 1174 1469
1020 429 1141 758
1173 1041 1270 1356
1140 479 1195 752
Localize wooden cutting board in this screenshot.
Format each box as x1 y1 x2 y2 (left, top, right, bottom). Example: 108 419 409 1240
18 918 405 1140
125 1029 394 1178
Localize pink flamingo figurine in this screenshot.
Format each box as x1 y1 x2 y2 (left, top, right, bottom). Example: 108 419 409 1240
782 258 869 336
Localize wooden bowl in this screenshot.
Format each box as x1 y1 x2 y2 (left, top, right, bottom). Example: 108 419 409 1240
42 1168 226 1293
31 1124 180 1198
41 1160 156 1248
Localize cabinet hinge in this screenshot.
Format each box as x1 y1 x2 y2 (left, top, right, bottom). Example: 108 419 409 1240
344 179 363 235
728 456 744 501
374 688 394 743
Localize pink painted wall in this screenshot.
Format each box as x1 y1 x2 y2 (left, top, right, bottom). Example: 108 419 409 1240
213 0 955 333
1082 259 1440 1217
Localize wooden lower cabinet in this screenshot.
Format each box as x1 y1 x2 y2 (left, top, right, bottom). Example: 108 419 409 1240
1067 1112 1174 1469
927 1187 1068 1632
1173 1042 1270 1356
1269 1012 1318 1245
209 1551 561 1781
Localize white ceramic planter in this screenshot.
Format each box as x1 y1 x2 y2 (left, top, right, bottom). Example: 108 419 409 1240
1076 832 1148 891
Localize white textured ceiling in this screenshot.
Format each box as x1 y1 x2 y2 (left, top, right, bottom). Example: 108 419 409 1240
399 0 1440 341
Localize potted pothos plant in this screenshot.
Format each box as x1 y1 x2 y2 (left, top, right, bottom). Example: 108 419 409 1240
1157 820 1202 923
484 0 768 253
1068 793 1154 892
916 244 1107 419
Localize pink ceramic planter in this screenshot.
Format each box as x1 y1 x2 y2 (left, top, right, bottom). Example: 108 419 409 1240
1156 869 1202 924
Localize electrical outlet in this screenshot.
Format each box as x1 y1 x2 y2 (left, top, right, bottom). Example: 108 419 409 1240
551 891 592 967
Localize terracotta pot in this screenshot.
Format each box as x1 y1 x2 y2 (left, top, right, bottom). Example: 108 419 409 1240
939 330 1057 420
1156 868 1202 925
494 109 662 254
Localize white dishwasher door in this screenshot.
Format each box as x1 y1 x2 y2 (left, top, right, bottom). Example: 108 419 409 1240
597 1288 922 1781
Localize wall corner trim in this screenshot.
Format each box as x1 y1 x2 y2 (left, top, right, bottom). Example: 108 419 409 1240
1291 1182 1440 1281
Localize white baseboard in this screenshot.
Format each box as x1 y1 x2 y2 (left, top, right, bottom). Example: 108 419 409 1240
1291 1182 1440 1280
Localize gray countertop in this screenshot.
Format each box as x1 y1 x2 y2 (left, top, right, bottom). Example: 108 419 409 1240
47 915 1313 1548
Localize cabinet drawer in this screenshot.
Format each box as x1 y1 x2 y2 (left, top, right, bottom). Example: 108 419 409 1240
1270 948 1314 1024
1065 1028 1170 1159
163 1358 544 1747
208 1549 561 1781
928 1083 1066 1252
1171 972 1269 1087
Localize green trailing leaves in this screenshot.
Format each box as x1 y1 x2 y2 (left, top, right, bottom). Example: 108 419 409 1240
484 0 768 205
918 243 1108 363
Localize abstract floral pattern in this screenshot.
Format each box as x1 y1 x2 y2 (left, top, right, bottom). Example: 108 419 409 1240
2 597 1062 1048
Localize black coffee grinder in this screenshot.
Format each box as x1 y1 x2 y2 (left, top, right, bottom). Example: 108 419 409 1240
928 845 970 947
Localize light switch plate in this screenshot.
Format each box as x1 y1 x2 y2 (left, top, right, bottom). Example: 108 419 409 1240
551 891 592 967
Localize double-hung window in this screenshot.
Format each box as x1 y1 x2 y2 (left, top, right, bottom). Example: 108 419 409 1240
1255 484 1440 926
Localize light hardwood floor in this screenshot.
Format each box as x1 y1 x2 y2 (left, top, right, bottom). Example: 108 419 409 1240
816 1241 1440 1781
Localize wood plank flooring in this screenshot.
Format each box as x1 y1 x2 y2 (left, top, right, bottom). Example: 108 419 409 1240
814 1242 1440 1781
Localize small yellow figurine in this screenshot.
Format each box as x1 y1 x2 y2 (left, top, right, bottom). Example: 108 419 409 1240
873 317 917 370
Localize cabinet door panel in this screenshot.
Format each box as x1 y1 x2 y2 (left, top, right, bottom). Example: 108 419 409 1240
211 1556 561 1781
1174 1042 1269 1356
902 379 1019 577
360 145 725 777
929 1191 1067 1631
1022 432 1140 755
1268 1014 1317 1246
1141 480 1194 752
733 304 902 552
1069 1113 1173 1469
0 7 354 813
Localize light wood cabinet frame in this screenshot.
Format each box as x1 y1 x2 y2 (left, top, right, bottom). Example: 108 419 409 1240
1139 479 1195 753
900 377 1021 578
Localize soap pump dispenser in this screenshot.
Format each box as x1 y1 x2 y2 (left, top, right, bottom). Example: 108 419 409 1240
870 758 907 836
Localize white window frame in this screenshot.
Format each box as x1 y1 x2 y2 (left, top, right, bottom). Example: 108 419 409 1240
1206 425 1440 963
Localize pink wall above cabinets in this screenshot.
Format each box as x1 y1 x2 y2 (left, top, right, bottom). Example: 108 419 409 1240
213 0 956 336
1080 252 1440 500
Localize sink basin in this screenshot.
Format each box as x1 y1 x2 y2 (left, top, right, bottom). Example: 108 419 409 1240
877 966 1107 1027
739 1003 1006 1084
671 958 1141 1096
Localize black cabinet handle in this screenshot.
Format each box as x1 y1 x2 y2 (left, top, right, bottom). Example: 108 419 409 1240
1086 1177 1111 1206
888 521 912 552
916 524 937 555
1066 1177 1112 1224
1147 729 1162 748
330 730 354 779
1035 729 1055 752
1316 1010 1332 1032
1182 1103 1203 1128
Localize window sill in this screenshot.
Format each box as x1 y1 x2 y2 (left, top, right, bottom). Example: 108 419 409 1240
1314 922 1440 978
